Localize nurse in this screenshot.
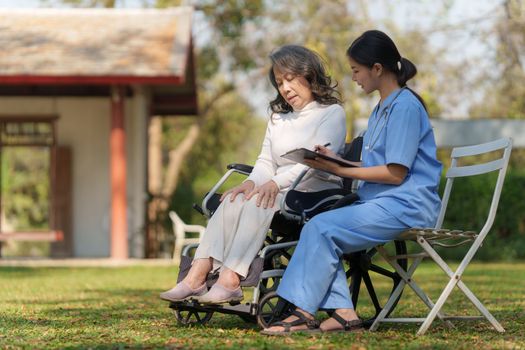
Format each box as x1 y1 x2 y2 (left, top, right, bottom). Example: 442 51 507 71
262 30 442 335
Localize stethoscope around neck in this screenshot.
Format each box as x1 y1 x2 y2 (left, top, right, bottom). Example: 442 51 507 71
364 87 406 152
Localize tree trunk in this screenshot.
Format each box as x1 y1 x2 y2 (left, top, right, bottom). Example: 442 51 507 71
161 123 201 201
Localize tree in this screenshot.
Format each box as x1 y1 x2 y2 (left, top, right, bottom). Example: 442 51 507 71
248 0 448 130
469 0 525 119
44 0 454 257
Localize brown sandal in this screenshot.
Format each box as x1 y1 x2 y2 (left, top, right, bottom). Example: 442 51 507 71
260 310 321 336
321 312 364 333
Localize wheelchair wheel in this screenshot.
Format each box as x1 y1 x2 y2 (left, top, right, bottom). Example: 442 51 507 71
171 306 214 326
256 291 294 329
345 240 407 327
262 240 295 271
259 274 281 295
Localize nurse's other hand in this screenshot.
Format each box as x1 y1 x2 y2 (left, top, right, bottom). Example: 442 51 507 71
221 180 255 202
245 180 279 209
304 158 341 175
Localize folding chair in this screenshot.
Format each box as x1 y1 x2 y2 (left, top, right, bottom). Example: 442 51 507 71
370 137 512 335
169 211 205 265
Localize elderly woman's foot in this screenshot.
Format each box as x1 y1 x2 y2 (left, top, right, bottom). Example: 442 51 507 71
159 281 207 302
196 283 243 304
196 267 243 304
160 257 212 302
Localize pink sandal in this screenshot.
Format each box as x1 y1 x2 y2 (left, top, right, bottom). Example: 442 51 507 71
159 282 207 302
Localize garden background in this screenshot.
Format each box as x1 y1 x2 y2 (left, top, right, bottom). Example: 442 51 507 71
1 1 524 349
1 0 524 260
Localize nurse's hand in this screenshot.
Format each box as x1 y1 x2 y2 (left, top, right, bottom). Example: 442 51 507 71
221 180 255 202
314 144 339 159
245 180 279 209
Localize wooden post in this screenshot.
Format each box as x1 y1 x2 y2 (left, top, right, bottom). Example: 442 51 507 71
110 85 128 259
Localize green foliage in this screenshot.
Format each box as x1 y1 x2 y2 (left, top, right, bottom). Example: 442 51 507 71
169 92 266 226
1 148 50 231
197 45 221 80
43 0 117 7
468 1 525 119
437 167 525 261
1 241 50 257
0 147 51 257
0 263 524 348
197 0 264 38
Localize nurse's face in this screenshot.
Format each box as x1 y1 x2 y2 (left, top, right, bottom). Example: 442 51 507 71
348 57 380 94
273 66 314 111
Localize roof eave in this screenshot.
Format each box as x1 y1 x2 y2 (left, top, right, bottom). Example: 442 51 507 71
0 75 185 85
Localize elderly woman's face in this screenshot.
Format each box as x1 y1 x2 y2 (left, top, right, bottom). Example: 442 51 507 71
273 66 314 111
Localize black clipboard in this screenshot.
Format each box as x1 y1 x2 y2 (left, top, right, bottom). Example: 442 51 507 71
281 148 359 168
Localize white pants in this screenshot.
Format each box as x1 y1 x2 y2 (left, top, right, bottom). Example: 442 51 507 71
193 193 282 278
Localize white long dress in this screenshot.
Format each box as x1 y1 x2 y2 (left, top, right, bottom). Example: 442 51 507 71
193 101 347 277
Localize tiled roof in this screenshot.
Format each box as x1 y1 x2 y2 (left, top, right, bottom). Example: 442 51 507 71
0 7 193 79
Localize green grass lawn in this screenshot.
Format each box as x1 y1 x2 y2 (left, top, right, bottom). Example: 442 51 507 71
1 262 524 349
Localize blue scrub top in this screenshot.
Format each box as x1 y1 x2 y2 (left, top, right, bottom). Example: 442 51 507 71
356 88 442 228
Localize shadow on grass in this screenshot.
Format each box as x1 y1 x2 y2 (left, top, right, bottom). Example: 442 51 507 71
2 286 257 333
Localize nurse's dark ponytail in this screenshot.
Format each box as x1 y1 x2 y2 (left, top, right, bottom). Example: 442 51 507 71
397 57 417 87
347 30 427 111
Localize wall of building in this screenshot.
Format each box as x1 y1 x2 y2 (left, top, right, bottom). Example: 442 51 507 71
0 93 147 257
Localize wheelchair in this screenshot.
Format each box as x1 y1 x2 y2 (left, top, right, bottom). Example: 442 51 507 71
168 136 408 329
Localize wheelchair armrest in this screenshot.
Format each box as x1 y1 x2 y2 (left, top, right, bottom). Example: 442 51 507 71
227 163 253 175
201 163 254 218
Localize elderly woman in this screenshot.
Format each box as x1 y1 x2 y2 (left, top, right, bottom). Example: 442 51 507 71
160 45 347 305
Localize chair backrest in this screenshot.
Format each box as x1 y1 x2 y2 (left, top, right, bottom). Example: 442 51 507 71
169 210 205 237
341 136 363 191
435 138 513 239
169 211 185 237
342 136 364 162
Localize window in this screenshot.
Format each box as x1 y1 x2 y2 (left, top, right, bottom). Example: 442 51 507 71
0 117 57 256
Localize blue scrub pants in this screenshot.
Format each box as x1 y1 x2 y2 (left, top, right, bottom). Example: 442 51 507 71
276 201 408 315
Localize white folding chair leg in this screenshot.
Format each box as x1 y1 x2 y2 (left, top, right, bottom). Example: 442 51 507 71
455 280 505 332
369 262 411 331
371 246 454 331
417 238 505 335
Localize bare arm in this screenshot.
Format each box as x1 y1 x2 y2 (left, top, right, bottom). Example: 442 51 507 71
338 163 408 185
304 156 407 185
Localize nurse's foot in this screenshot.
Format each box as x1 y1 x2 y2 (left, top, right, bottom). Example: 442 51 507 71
262 308 319 335
320 308 362 332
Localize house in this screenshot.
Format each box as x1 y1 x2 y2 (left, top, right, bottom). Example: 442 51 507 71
0 7 197 258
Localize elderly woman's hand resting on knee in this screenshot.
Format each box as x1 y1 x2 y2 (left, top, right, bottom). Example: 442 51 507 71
220 180 255 202
246 180 280 209
220 180 279 209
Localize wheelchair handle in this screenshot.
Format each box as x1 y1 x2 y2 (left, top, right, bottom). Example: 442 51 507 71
227 163 254 174
279 167 310 224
